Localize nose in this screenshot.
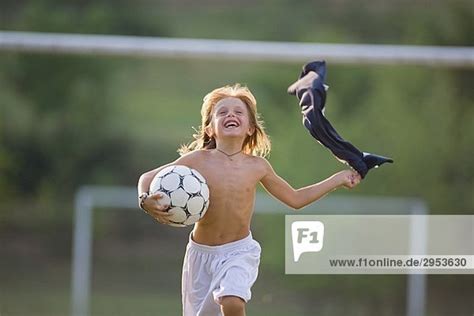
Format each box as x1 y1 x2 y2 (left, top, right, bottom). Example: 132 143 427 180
226 112 236 118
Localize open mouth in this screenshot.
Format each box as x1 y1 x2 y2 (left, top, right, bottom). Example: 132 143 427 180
224 120 240 129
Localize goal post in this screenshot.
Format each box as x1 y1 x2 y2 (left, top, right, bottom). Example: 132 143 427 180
71 185 428 316
1 31 473 67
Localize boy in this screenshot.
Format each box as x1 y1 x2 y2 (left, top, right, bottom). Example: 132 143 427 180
137 84 361 316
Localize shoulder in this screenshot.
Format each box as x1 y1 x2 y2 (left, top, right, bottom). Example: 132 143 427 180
174 149 210 166
246 155 273 175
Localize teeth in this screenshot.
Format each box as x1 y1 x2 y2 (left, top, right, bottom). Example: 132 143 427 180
225 121 238 128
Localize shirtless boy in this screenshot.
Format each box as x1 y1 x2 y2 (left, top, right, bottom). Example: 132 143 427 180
137 84 361 316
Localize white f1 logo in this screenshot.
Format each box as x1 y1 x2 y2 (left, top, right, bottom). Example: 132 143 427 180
291 221 325 262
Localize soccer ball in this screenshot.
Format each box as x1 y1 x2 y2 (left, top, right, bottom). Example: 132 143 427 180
149 165 210 227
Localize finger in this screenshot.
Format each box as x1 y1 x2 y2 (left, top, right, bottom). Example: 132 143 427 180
150 192 163 200
157 204 170 211
150 209 171 218
155 215 172 223
153 210 172 217
155 218 170 225
157 217 171 224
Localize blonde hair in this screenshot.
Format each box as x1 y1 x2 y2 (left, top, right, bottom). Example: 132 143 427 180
179 84 271 157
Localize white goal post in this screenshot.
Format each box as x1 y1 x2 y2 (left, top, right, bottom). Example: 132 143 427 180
1 31 473 67
71 185 428 316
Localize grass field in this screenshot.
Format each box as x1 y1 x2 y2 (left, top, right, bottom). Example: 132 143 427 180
1 214 472 316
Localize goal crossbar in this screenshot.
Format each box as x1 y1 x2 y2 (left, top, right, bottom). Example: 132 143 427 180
1 31 473 67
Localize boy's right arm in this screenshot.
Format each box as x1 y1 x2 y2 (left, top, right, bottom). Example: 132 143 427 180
137 152 197 224
138 163 174 224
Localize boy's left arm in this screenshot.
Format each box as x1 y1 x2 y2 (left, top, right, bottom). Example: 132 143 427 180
259 158 360 210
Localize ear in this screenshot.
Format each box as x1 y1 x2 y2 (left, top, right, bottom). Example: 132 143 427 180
205 125 214 137
247 126 255 136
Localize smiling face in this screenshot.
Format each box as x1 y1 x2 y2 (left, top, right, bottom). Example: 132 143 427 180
177 84 270 157
207 97 254 141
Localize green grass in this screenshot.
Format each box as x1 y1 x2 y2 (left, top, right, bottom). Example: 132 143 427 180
1 214 472 316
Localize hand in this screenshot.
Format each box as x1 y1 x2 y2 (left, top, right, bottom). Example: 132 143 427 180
333 169 361 189
141 192 172 224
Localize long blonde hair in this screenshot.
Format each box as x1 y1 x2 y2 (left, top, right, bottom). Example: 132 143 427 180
179 84 271 157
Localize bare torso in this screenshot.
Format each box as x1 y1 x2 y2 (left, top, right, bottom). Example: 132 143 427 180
181 150 266 245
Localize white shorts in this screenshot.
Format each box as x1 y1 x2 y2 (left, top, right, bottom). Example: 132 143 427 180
181 231 261 316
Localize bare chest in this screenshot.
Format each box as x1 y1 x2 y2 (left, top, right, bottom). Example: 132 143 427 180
192 157 263 201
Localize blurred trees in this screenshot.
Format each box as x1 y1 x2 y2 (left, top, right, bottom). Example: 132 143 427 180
0 0 168 201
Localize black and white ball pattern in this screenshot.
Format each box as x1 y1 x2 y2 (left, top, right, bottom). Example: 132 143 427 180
150 165 210 227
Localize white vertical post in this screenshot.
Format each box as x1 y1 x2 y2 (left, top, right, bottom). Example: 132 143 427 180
406 201 428 316
71 187 93 316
